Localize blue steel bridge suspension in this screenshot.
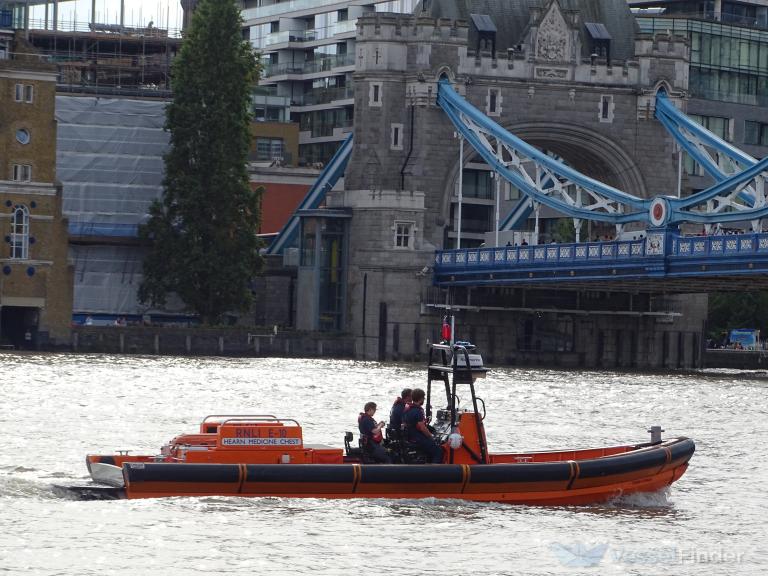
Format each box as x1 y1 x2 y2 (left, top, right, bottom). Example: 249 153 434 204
436 79 768 239
654 91 766 232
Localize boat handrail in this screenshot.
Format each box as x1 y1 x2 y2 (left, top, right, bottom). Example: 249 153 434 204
428 343 487 381
201 414 278 424
219 417 301 428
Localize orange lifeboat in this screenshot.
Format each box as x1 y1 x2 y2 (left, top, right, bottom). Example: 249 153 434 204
79 343 694 504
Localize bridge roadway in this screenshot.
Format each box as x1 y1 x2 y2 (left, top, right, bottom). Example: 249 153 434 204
433 229 768 292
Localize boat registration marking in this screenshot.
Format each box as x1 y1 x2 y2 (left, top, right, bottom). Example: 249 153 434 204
222 438 302 446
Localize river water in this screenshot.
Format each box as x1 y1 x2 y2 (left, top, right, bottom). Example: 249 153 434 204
0 352 766 575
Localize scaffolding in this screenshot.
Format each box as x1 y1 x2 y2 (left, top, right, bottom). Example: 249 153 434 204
27 20 181 97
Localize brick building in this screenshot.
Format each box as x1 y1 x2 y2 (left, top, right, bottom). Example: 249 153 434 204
0 31 72 349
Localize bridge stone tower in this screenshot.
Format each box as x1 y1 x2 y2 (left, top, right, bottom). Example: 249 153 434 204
328 1 705 366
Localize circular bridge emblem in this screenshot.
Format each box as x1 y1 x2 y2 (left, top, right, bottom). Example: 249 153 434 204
649 197 669 227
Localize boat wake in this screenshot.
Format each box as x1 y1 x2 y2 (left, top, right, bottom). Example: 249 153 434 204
608 487 672 508
0 475 61 500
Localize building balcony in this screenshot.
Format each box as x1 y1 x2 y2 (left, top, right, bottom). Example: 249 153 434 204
262 53 355 79
300 120 353 139
243 0 346 22
263 20 357 47
289 86 354 107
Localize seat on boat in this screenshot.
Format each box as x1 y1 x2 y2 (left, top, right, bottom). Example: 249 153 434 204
344 431 364 461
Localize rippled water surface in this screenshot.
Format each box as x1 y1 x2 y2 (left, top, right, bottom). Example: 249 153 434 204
1 353 767 575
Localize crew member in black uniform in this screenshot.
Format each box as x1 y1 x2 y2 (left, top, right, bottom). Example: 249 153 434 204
403 388 443 463
358 402 391 463
387 388 412 440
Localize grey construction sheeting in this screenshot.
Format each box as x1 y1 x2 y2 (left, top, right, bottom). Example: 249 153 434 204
56 95 170 231
70 245 146 314
69 243 187 316
56 96 182 316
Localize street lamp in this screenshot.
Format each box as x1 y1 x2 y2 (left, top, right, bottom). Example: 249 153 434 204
454 131 464 249
495 173 501 246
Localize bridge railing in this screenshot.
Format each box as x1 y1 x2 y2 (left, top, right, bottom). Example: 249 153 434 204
435 239 649 272
435 232 768 273
671 233 768 258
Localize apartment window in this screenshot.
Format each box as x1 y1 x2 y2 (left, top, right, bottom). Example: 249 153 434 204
12 164 32 182
462 169 493 199
487 88 501 116
394 221 414 249
684 114 733 175
693 114 732 141
390 123 403 150
14 83 22 101
744 120 768 145
598 94 614 123
255 137 284 161
10 205 29 260
369 82 382 107
504 182 520 201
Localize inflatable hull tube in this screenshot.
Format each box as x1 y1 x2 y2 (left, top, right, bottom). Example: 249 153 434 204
122 437 694 504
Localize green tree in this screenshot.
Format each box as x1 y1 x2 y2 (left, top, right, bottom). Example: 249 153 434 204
139 0 262 324
550 218 586 243
708 291 768 339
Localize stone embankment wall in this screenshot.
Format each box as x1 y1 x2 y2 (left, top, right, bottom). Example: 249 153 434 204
71 326 354 358
703 349 768 370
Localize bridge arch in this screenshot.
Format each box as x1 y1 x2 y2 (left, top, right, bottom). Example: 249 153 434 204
439 121 648 231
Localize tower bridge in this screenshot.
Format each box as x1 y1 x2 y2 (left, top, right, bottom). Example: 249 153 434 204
271 1 768 368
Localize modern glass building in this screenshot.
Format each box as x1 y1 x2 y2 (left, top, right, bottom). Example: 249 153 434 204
630 1 768 194
241 0 417 166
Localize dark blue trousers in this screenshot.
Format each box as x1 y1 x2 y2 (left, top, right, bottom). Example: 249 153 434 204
412 435 443 463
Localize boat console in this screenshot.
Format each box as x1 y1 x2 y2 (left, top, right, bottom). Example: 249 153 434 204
425 341 490 464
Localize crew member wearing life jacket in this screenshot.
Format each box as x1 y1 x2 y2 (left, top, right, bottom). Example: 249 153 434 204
358 402 391 463
387 388 412 440
403 388 443 463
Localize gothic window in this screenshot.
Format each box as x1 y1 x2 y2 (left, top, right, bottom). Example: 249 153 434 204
487 88 501 116
390 123 403 150
10 205 29 260
369 82 382 107
598 95 614 123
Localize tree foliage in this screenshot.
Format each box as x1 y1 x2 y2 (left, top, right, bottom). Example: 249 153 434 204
139 0 262 324
550 218 586 244
708 291 768 339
